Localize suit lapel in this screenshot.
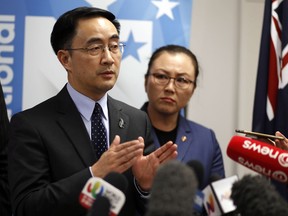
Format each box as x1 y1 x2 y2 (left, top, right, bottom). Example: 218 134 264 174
55 91 133 166
56 87 96 166
107 97 129 142
176 116 192 161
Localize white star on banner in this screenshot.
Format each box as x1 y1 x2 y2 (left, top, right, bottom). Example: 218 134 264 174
84 0 117 9
152 0 179 20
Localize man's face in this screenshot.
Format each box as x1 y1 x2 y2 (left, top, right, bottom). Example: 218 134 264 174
145 51 196 115
58 17 122 100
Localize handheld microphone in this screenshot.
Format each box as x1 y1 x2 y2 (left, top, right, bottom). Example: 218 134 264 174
86 196 110 216
103 172 128 194
145 160 197 216
202 175 238 216
186 160 205 215
209 174 222 183
227 135 288 183
187 160 204 187
79 172 128 216
231 174 288 216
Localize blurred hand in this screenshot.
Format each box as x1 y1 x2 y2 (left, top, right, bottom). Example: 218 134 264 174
132 139 178 191
91 135 144 178
275 131 288 151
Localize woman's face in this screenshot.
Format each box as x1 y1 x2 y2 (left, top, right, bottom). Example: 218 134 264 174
145 51 196 115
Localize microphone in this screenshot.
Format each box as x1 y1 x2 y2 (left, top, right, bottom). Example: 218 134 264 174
187 160 204 187
231 174 288 216
227 135 288 183
202 175 238 216
145 160 197 216
79 172 128 216
209 174 222 183
103 172 128 194
186 160 205 215
86 196 111 216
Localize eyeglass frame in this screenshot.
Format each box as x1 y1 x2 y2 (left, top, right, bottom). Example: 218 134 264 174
65 42 125 56
148 72 196 89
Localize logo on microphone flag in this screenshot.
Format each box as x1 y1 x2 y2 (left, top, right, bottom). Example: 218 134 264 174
203 175 238 216
227 136 288 183
79 177 125 215
0 0 193 119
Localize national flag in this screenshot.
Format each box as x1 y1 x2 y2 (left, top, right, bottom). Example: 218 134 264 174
252 0 288 137
252 0 288 200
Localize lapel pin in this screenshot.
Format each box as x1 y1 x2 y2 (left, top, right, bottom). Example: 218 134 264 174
181 136 187 142
118 118 125 128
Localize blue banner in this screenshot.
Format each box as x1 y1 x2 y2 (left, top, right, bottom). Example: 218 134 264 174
0 0 193 118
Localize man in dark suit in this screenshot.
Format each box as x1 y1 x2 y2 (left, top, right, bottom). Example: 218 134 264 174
0 81 12 216
141 45 225 189
8 7 177 216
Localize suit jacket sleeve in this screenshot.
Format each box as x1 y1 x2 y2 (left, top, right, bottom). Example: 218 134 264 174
209 129 225 178
0 82 12 216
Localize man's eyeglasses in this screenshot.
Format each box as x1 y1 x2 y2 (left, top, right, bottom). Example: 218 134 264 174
149 73 195 89
65 43 125 56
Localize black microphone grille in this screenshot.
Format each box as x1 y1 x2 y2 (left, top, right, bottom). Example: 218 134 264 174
186 160 204 186
146 160 197 216
231 174 288 216
209 173 222 183
86 196 110 216
104 172 128 193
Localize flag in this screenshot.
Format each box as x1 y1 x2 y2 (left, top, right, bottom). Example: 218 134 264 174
252 0 288 200
252 0 288 136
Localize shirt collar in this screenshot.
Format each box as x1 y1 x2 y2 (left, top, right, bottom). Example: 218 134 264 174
67 83 108 121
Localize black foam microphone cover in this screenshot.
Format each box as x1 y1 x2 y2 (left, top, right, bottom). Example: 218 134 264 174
146 160 197 216
104 171 128 193
209 173 222 183
86 196 110 216
231 174 288 216
186 160 204 187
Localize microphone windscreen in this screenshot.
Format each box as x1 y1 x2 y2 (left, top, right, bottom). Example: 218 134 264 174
86 196 110 216
227 135 288 183
79 174 126 214
186 161 205 215
186 160 204 187
231 174 288 216
209 173 222 183
104 172 128 193
145 160 197 216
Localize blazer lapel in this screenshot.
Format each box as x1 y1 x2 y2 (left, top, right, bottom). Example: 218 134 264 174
176 116 192 161
56 87 96 166
107 97 129 142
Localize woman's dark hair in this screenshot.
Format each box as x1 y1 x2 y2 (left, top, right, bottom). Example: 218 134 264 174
50 7 120 54
145 45 199 85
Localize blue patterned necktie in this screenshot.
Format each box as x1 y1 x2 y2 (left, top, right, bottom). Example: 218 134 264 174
91 103 107 158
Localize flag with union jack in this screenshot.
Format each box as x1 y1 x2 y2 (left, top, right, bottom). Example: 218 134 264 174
252 0 288 136
252 0 288 200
